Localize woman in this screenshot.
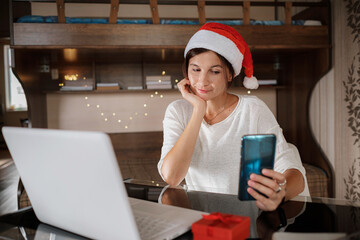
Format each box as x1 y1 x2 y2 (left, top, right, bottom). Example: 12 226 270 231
157 23 306 211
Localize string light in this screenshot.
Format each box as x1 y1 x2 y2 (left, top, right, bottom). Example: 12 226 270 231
162 71 166 75
80 90 168 130
247 90 251 94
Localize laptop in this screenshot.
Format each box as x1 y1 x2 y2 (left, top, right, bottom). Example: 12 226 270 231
2 127 204 240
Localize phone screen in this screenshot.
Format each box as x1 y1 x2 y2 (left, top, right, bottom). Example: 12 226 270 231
238 134 276 201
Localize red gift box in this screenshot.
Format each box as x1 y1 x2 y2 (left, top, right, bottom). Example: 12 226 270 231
192 212 250 240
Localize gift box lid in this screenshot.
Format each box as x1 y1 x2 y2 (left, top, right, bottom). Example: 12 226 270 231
192 212 250 239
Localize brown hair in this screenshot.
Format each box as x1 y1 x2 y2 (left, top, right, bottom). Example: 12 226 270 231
182 48 235 87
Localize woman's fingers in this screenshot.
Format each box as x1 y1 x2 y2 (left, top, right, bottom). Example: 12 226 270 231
248 179 277 198
249 172 279 192
247 170 287 211
177 78 191 96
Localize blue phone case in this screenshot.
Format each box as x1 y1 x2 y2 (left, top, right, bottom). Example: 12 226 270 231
238 134 276 201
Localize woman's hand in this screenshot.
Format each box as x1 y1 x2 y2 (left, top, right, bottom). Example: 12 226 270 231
177 78 206 115
247 169 287 211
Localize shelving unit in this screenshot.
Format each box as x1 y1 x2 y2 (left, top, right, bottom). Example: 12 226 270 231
9 0 334 197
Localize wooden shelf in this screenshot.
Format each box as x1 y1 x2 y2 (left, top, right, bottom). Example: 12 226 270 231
12 24 330 50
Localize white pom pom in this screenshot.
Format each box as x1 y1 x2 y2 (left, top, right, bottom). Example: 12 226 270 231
243 76 259 89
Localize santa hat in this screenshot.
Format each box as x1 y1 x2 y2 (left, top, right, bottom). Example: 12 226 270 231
184 22 258 89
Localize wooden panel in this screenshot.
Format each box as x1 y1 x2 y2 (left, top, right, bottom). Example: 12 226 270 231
284 1 292 25
109 0 119 24
197 0 206 25
243 1 250 25
277 49 333 197
56 0 65 23
149 0 160 24
13 23 330 49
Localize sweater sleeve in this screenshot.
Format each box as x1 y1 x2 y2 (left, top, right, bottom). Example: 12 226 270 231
157 101 188 181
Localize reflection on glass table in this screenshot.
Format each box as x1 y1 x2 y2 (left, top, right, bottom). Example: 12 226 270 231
0 179 359 240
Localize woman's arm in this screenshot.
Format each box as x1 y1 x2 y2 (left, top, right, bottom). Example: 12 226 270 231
160 79 206 186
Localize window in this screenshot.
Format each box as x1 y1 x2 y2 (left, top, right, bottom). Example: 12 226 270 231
3 45 27 111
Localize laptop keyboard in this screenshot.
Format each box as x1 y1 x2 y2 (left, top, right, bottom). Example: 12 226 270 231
135 214 177 240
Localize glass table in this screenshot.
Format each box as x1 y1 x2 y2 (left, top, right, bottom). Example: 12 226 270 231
0 179 359 240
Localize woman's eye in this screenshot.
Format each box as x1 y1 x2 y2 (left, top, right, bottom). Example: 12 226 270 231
211 70 220 74
192 68 201 72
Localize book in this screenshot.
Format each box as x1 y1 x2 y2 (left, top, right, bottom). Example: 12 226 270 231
96 83 120 90
60 86 93 91
147 84 172 89
127 86 143 90
96 83 119 87
258 79 277 85
146 75 171 82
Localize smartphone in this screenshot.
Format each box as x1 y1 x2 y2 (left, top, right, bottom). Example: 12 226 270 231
238 134 276 201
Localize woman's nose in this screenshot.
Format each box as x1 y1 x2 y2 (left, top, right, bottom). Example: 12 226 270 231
197 73 209 86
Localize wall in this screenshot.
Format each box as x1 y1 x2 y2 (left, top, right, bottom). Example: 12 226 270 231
31 2 275 21
47 88 277 133
333 0 360 200
309 69 335 168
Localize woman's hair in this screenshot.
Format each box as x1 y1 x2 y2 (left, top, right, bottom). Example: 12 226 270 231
182 48 235 87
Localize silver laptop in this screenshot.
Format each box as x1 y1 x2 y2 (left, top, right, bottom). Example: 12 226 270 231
2 127 204 240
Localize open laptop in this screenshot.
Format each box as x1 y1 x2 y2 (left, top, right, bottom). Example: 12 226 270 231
2 127 204 240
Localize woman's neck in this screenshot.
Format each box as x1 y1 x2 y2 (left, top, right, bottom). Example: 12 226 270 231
206 93 228 115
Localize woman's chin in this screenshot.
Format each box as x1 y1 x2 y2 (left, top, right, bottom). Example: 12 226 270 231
195 93 210 101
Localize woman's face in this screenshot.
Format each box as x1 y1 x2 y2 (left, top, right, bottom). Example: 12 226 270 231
187 51 232 101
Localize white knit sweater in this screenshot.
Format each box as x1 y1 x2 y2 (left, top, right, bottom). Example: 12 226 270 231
158 95 307 195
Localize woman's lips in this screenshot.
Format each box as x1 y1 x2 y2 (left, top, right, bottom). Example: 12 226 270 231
197 89 209 94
